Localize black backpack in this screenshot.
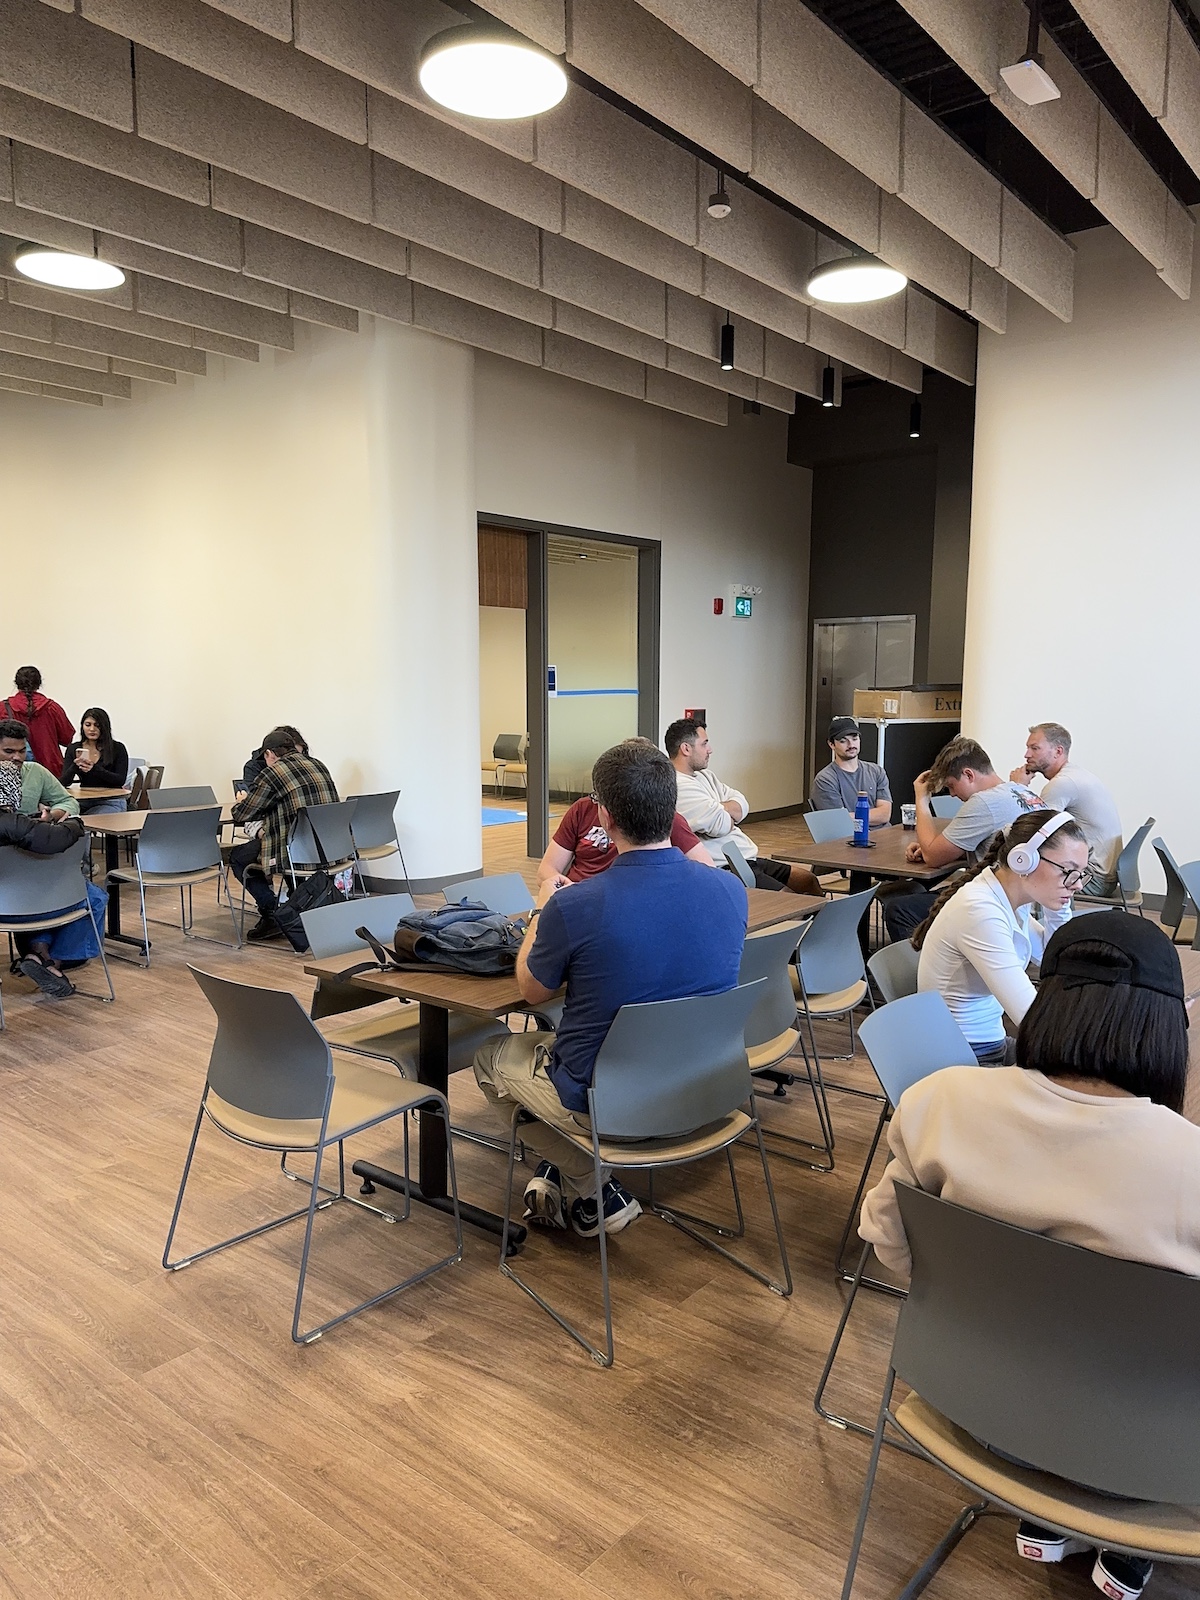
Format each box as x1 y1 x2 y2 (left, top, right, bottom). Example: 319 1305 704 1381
351 901 524 977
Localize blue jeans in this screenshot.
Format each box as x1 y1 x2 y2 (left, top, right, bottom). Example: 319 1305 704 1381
79 796 127 815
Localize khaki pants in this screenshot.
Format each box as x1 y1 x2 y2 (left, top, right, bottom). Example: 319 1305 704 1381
473 1032 608 1198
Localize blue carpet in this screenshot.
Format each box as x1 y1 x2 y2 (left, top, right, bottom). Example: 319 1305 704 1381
482 807 526 826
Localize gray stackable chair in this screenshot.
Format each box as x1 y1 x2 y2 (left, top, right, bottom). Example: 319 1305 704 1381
444 872 535 915
0 837 115 1026
163 967 462 1345
814 993 976 1438
1076 816 1154 916
790 887 879 1126
841 1187 1200 1600
1150 838 1194 945
347 790 404 889
481 733 527 795
867 938 920 1004
498 980 791 1367
147 785 219 809
929 794 963 819
107 805 240 964
286 799 359 890
740 918 834 1171
720 839 757 888
805 807 855 843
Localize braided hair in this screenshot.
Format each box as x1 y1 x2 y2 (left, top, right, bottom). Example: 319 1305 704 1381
13 665 41 727
911 809 1087 950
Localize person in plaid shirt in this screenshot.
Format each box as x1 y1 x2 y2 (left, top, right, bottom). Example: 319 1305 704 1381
229 726 339 941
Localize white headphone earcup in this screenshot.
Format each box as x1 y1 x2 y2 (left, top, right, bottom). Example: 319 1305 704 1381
1007 844 1037 875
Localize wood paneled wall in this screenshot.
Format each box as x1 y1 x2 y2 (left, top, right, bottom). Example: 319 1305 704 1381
478 524 528 609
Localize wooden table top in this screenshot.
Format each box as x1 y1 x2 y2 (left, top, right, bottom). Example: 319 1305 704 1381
70 785 131 800
779 822 952 881
81 804 234 836
746 887 824 930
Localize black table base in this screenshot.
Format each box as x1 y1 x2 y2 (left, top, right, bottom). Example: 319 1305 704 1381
351 1159 526 1255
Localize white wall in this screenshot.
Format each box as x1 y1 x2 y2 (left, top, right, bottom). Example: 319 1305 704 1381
475 355 813 810
0 316 481 882
479 605 525 764
966 221 1200 888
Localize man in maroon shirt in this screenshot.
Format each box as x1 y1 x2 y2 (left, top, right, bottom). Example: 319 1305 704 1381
539 790 713 885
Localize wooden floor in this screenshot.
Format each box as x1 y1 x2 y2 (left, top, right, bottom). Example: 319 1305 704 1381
2 823 1198 1600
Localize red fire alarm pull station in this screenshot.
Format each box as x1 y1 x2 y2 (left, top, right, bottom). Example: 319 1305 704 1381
713 597 724 615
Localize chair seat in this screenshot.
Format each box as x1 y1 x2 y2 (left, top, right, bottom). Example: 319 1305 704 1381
551 1109 752 1167
894 1394 1200 1559
109 865 221 887
204 1055 434 1149
790 973 868 1015
0 907 89 934
354 842 399 861
481 760 507 773
748 1027 801 1072
1075 891 1143 910
316 1001 507 1077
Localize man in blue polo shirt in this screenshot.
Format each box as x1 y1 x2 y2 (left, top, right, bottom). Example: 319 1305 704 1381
473 740 747 1238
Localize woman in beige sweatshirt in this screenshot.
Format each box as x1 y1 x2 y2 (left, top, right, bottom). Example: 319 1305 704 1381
860 912 1196 1600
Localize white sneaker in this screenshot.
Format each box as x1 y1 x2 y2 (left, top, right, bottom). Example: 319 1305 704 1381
522 1161 567 1229
1016 1522 1090 1562
1093 1551 1153 1600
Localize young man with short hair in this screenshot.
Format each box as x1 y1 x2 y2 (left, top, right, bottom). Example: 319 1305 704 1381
1010 723 1122 898
474 740 747 1237
0 719 80 822
810 716 892 823
882 735 1044 942
229 726 339 941
665 718 822 896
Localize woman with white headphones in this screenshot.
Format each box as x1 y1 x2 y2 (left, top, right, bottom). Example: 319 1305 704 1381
912 809 1091 1061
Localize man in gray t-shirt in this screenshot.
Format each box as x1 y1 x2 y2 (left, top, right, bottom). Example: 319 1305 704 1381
1011 722 1122 896
811 716 892 823
882 735 1046 942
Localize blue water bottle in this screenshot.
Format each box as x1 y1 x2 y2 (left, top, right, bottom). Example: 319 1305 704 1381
854 790 871 847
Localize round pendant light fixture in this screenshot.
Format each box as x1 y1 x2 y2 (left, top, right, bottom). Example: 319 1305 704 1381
14 246 125 291
419 25 568 120
807 254 907 305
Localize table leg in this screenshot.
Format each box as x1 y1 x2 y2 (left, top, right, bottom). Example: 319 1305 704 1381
351 1000 527 1251
105 833 121 937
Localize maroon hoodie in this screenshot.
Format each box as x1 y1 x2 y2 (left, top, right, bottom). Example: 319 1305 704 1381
0 691 74 774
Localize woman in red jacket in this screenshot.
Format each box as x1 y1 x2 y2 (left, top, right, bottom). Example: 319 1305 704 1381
2 666 74 773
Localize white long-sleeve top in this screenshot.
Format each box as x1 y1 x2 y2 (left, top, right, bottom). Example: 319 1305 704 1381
674 768 757 866
860 1065 1200 1281
916 867 1072 1045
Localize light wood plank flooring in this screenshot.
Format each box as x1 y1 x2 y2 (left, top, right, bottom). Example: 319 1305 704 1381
1 824 1197 1600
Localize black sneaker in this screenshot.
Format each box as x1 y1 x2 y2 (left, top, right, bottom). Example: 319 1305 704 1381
1017 1521 1090 1562
245 915 283 943
18 956 75 999
1093 1551 1153 1600
522 1161 567 1229
570 1179 642 1238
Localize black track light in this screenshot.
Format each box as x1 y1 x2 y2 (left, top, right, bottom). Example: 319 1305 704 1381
720 317 735 371
821 363 835 408
909 398 922 438
707 168 731 220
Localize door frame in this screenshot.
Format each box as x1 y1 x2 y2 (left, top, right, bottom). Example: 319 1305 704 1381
478 512 661 860
809 613 916 788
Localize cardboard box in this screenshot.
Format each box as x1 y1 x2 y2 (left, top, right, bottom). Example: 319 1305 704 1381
853 687 962 720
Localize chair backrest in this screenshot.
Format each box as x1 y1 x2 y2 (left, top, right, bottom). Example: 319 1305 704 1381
443 872 534 915
127 769 146 809
142 765 164 791
288 799 357 866
492 733 524 762
347 790 401 852
804 807 854 843
720 839 756 888
893 1186 1200 1503
589 980 765 1138
867 938 921 1003
857 992 974 1106
930 794 962 819
190 966 333 1122
301 892 416 959
148 785 218 809
1151 837 1191 932
0 835 91 918
1171 858 1200 923
795 886 876 996
739 919 810 1046
137 806 222 873
1117 816 1155 894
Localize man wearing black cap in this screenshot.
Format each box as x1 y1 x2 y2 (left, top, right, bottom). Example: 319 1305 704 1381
811 717 892 823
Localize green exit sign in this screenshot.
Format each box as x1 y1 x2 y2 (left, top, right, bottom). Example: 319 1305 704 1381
733 595 753 618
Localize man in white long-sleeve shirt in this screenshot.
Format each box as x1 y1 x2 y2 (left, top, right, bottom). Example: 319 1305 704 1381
664 718 821 895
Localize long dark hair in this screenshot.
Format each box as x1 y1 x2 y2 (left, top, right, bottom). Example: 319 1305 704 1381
1017 939 1189 1112
13 665 41 726
80 706 115 768
911 810 1088 950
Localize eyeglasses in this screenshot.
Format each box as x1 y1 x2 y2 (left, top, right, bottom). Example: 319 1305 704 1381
1039 855 1092 889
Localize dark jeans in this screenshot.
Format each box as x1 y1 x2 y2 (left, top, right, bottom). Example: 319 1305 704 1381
882 884 939 943
229 839 278 916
